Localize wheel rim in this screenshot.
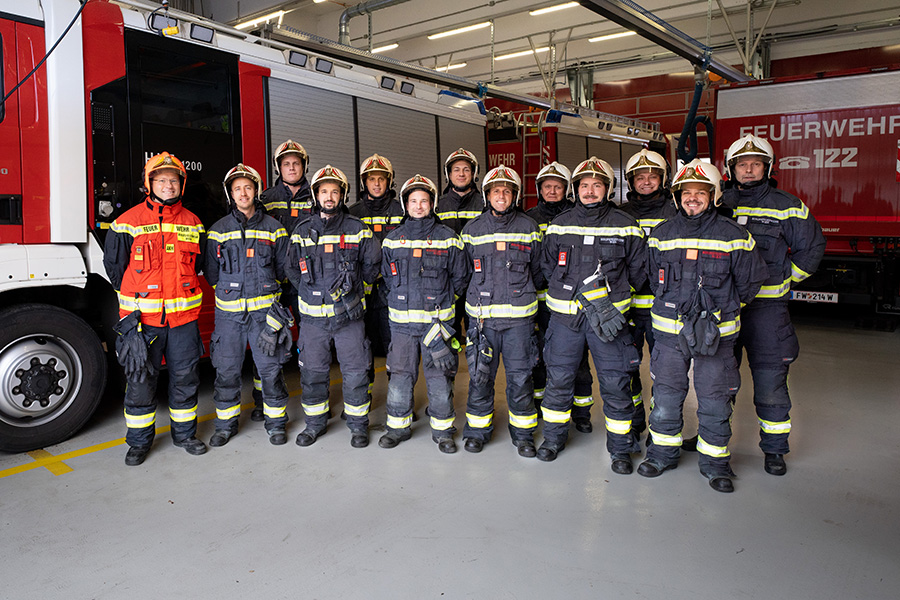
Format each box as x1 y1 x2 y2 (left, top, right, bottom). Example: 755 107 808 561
0 334 85 428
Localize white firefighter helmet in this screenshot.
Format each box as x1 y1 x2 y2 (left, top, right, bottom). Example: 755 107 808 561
311 165 349 204
625 149 669 191
359 153 394 189
725 134 775 178
399 174 439 215
481 164 522 208
535 161 572 201
443 147 479 182
223 163 262 199
273 140 309 174
571 156 615 201
671 159 723 206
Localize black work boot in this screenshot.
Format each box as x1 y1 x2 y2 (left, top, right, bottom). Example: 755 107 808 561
350 430 369 448
512 439 536 458
296 427 325 447
125 446 150 466
173 437 207 455
268 428 287 446
764 453 787 476
209 429 236 447
378 430 411 449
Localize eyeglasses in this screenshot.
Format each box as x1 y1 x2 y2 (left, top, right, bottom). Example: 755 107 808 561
152 178 181 186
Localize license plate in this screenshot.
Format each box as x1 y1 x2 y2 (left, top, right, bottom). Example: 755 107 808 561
791 290 838 304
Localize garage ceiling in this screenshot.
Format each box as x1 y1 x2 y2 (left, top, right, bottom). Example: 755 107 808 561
198 0 899 95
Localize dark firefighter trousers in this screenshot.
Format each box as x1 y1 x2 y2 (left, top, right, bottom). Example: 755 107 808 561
541 316 641 455
646 340 740 477
297 318 372 434
735 301 799 454
123 320 203 448
629 307 655 434
210 309 289 434
533 303 595 422
384 329 457 439
463 321 539 444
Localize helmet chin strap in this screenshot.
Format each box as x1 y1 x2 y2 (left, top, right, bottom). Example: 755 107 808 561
150 191 181 206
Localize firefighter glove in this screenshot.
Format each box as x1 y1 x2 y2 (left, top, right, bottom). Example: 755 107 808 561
576 277 625 342
465 330 494 386
113 311 155 383
424 320 459 374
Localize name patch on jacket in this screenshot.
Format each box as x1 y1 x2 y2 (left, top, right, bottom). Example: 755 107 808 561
701 250 727 260
558 251 567 266
473 258 483 272
174 225 200 243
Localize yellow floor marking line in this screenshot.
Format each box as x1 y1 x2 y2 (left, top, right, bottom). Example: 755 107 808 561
0 366 386 479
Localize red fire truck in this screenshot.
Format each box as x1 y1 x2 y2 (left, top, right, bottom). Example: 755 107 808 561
715 68 900 313
0 0 495 452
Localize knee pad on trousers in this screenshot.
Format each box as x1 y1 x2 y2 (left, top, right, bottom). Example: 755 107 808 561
752 367 791 408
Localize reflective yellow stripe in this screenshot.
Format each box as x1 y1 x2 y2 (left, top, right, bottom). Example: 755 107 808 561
430 415 455 431
579 286 609 302
165 293 203 313
637 217 666 228
650 427 682 447
461 231 541 247
756 277 791 299
253 378 262 391
216 405 241 421
298 298 338 318
344 402 370 417
758 418 791 434
508 411 538 430
169 405 197 423
207 229 286 243
546 223 644 238
291 200 314 211
547 294 631 316
697 436 730 458
632 294 654 309
361 215 404 226
382 237 463 251
109 221 204 241
436 210 481 220
117 293 162 313
732 204 809 221
573 395 593 407
647 236 755 253
124 409 156 429
536 289 547 301
290 230 372 245
263 403 286 419
215 293 278 313
605 417 632 435
651 312 740 337
302 400 329 416
632 394 643 407
790 262 811 283
533 387 545 399
389 306 456 324
387 413 413 429
466 412 493 428
465 300 537 319
264 200 289 211
541 407 570 424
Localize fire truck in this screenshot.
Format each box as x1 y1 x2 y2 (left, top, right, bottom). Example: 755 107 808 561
715 68 900 314
0 0 495 452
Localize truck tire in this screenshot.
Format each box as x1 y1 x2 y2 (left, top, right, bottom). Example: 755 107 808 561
0 304 107 453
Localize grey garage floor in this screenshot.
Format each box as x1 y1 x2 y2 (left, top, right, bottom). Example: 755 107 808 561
2 315 898 600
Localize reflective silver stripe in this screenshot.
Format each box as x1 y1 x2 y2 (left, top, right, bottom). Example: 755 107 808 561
263 200 289 211
756 277 791 299
466 412 493 428
573 395 593 407
387 413 413 429
298 298 337 318
169 405 197 423
263 403 286 419
790 262 811 283
290 230 372 245
389 306 455 324
546 223 644 238
508 411 538 430
632 394 643 407
632 294 654 309
302 400 329 416
650 427 682 447
732 204 809 221
465 300 537 319
345 402 370 417
637 217 666 228
533 387 545 399
606 416 631 434
541 407 570 424
124 409 156 429
216 405 241 421
462 231 541 246
758 418 791 434
253 378 262 391
648 236 755 253
651 312 740 337
216 293 278 313
696 436 730 458
382 237 463 250
548 295 631 316
430 415 455 431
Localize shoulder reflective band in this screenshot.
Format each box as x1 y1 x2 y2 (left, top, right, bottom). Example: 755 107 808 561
558 251 567 266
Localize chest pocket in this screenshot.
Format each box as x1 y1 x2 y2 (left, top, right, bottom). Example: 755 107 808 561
597 242 626 280
506 248 531 286
748 221 786 277
421 252 449 291
177 241 200 289
657 260 682 295
700 255 730 288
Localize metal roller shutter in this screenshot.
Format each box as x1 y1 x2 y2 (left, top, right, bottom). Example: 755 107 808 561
556 133 588 172
588 138 626 203
267 78 358 199
356 98 438 204
438 118 487 192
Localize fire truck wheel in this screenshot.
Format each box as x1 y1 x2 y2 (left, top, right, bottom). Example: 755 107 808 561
0 304 107 453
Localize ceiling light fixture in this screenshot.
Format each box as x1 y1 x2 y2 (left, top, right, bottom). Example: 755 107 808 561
436 63 467 71
427 22 491 40
371 43 399 53
235 10 285 30
495 47 549 61
529 2 579 16
588 31 637 43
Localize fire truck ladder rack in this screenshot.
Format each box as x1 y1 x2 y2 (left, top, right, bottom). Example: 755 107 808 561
515 112 547 205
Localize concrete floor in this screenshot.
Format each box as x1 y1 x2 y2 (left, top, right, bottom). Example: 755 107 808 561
2 315 899 599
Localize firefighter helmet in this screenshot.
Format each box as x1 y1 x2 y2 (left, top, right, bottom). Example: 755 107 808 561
311 165 349 202
443 148 479 182
671 159 723 206
571 156 615 201
359 153 394 189
481 164 522 207
625 149 669 191
143 152 187 196
535 161 572 201
725 134 775 179
273 140 309 174
223 163 262 199
399 174 439 215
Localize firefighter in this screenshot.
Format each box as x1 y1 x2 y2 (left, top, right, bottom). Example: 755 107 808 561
638 160 767 492
285 165 381 448
618 149 678 441
460 165 543 458
721 134 825 476
350 154 403 406
539 157 647 469
525 162 596 431
378 175 469 453
253 141 314 421
104 152 207 466
204 164 292 447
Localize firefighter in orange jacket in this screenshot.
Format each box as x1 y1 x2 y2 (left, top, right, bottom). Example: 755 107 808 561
104 152 207 466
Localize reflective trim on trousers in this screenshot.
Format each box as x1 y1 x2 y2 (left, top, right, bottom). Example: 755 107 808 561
466 412 493 429
632 393 643 407
253 377 262 391
345 401 371 417
697 436 730 458
650 427 682 447
759 417 791 434
124 409 156 429
387 413 413 430
303 400 329 416
606 416 632 435
216 405 241 421
264 403 287 419
533 387 545 400
541 407 571 424
508 411 538 430
169 405 197 423
431 415 455 431
573 395 593 407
